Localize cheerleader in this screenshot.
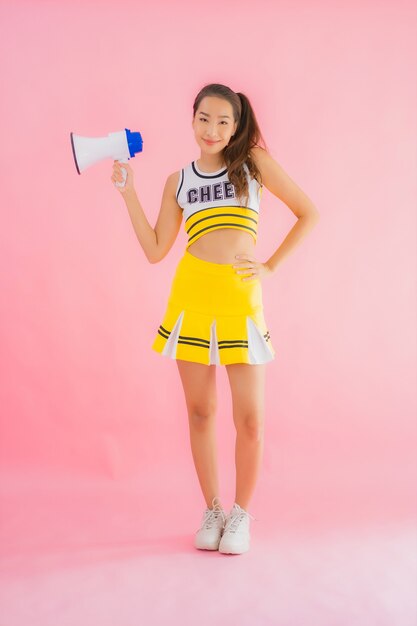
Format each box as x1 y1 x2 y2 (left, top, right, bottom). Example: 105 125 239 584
111 83 320 554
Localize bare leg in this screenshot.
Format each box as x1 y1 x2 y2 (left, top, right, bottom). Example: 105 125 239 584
176 360 224 510
225 363 266 510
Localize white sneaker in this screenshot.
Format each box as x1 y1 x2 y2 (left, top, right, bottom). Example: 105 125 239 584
194 496 226 551
218 502 256 554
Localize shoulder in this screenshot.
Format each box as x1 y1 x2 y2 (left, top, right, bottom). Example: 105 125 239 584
246 146 270 187
248 146 284 189
248 146 288 197
166 169 183 191
248 146 269 169
248 147 320 219
160 171 184 206
168 169 182 182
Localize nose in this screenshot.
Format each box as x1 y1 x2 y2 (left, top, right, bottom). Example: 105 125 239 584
206 124 219 137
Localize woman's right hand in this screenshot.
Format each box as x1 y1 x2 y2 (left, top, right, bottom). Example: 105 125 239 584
111 160 135 194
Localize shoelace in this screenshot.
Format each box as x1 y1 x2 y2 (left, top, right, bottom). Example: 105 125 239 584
199 506 227 531
223 505 256 534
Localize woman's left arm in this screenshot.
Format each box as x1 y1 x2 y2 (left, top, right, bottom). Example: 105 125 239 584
251 146 320 273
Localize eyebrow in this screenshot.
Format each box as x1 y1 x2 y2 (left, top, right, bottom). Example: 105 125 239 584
199 111 231 119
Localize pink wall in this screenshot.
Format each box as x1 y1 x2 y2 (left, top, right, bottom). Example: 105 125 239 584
1 1 416 623
0 0 415 571
0 0 415 502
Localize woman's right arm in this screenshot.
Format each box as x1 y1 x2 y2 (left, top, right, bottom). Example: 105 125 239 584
112 162 182 263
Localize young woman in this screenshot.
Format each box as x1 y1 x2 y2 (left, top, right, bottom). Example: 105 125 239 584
111 83 320 555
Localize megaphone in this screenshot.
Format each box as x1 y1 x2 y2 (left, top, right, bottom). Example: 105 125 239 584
70 128 143 188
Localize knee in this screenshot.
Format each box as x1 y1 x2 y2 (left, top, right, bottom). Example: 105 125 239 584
236 413 264 442
188 402 217 431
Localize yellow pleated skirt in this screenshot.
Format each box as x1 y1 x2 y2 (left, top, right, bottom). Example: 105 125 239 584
151 250 276 366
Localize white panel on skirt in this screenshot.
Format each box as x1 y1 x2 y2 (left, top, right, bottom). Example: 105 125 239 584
209 319 220 366
162 309 185 359
247 316 275 364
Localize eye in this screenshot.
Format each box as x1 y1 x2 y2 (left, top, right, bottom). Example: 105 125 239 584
199 118 228 125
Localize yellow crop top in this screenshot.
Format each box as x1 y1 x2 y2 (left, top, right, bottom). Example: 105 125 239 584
175 160 263 249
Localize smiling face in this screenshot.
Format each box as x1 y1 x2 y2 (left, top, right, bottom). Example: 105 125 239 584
192 96 238 155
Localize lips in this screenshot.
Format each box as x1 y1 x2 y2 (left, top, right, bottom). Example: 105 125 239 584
204 139 219 145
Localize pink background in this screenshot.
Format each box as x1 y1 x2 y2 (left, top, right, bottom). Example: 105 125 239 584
0 1 416 624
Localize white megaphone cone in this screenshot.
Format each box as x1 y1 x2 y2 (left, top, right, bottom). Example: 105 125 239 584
70 128 143 187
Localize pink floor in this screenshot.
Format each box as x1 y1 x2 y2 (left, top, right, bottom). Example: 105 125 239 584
0 469 416 626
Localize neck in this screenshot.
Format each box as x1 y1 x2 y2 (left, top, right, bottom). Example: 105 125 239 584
197 156 226 172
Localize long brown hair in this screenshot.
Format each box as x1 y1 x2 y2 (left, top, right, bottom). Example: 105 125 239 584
192 83 269 207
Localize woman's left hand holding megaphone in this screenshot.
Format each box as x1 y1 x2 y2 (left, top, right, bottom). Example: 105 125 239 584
111 160 134 194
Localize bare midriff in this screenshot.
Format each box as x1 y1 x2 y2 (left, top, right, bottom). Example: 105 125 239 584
186 228 257 264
